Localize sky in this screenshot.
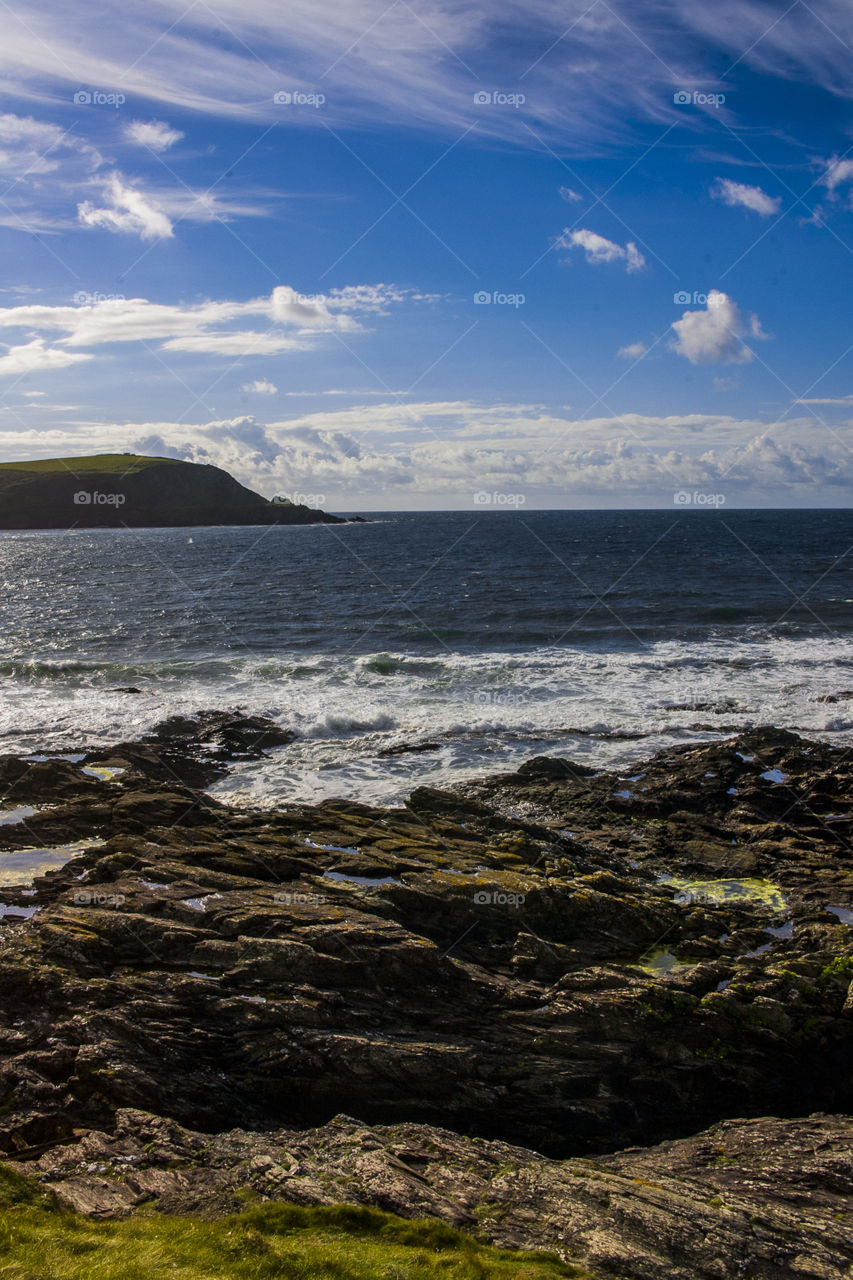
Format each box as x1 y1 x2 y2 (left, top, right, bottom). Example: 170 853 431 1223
0 0 852 510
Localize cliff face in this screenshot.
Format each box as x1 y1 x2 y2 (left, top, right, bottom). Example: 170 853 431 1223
0 455 343 528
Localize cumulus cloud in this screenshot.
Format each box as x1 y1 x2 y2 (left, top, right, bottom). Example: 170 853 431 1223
618 341 648 360
124 120 184 151
0 338 92 375
4 406 850 507
712 178 781 216
559 186 582 202
77 173 173 240
671 290 766 365
560 228 646 272
243 378 278 395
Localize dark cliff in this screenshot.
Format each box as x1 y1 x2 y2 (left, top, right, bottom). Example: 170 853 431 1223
0 454 344 528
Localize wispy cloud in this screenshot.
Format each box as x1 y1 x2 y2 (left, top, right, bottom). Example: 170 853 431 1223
0 112 99 175
0 112 270 238
0 284 424 368
78 173 173 240
820 157 853 194
242 378 278 395
124 119 184 151
712 178 781 216
559 228 646 272
797 394 853 406
1 0 851 145
618 341 648 360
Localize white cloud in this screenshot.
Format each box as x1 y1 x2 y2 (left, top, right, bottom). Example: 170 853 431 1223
0 119 60 175
0 112 99 176
671 290 766 365
0 114 269 236
797 394 853 405
815 157 853 221
283 388 413 397
243 379 278 395
0 338 92 375
124 120 184 151
821 157 853 195
153 187 269 223
618 341 648 360
0 0 850 148
560 228 646 272
77 173 173 240
0 284 418 364
4 405 850 507
559 186 582 202
712 178 781 216
163 331 309 355
0 113 104 231
270 285 357 330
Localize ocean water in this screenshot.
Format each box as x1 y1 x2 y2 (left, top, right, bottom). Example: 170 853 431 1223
1 509 852 806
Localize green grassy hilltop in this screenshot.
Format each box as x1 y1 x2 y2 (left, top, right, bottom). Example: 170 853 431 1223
0 454 177 476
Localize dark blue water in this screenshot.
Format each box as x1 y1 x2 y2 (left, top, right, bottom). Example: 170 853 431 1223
1 510 851 803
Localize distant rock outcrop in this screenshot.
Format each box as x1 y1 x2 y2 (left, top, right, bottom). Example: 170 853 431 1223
0 454 345 528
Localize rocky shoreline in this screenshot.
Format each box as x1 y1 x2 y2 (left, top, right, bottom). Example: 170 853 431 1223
0 715 851 1278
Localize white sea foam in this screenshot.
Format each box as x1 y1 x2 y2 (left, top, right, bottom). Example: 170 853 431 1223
2 635 853 807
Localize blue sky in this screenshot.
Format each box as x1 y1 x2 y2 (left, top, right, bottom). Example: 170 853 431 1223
1 0 852 509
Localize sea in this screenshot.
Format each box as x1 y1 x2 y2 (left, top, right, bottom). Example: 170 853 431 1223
1 509 852 807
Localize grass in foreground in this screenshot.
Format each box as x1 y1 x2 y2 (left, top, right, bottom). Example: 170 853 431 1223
0 1165 590 1280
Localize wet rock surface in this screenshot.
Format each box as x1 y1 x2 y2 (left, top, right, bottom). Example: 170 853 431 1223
0 718 852 1273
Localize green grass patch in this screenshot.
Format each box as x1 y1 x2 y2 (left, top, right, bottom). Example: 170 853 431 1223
0 454 176 477
0 1174 591 1280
